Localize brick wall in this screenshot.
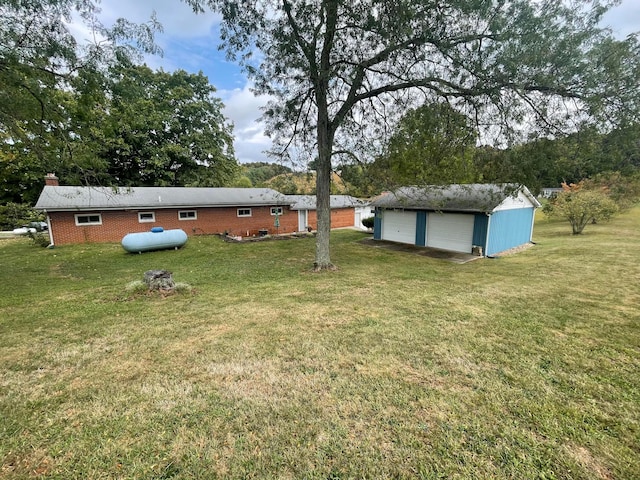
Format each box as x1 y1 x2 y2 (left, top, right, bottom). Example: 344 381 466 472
48 206 299 245
305 208 355 229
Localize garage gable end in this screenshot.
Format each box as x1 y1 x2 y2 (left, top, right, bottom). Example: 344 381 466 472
486 208 535 256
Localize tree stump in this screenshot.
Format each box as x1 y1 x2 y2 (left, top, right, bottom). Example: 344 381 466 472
143 270 175 292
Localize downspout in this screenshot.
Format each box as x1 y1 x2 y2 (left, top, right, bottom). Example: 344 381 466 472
485 212 492 257
529 207 537 243
45 211 54 247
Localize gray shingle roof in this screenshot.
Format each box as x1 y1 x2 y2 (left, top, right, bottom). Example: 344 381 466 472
286 195 368 210
370 184 540 213
34 186 290 211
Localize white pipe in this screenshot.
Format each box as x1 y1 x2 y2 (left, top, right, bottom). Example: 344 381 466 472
45 213 54 247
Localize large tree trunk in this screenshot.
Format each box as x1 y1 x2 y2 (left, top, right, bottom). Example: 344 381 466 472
314 90 335 271
314 136 333 270
313 0 339 271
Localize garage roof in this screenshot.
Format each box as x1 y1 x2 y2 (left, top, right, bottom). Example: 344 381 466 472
370 184 540 213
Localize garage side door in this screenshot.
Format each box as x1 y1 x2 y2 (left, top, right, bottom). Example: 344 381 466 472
381 210 416 244
427 213 474 253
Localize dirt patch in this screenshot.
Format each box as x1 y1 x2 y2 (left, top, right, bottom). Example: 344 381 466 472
488 242 534 257
359 238 481 264
221 232 315 243
565 444 613 480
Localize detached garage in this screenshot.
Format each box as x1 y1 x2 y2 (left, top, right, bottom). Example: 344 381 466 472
371 184 540 256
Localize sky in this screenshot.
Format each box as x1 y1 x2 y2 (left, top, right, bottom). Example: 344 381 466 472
89 0 640 164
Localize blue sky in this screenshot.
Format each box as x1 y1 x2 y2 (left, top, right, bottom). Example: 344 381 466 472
89 0 639 164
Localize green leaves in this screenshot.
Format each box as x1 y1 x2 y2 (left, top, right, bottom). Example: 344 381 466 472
0 0 163 201
92 65 238 187
371 102 477 188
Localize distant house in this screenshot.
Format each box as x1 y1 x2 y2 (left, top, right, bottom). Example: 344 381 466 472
286 195 373 231
33 175 370 245
540 187 563 198
370 184 541 257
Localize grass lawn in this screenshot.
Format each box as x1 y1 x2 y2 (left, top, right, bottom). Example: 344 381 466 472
1 209 639 479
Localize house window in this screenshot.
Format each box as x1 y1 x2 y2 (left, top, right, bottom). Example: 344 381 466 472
75 214 102 226
138 212 155 223
270 207 283 215
237 208 252 217
178 210 197 220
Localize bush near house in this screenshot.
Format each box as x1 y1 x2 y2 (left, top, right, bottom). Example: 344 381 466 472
361 216 374 229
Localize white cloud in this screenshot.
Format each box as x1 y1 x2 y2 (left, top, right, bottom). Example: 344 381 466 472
220 84 274 164
601 1 640 38
97 0 220 38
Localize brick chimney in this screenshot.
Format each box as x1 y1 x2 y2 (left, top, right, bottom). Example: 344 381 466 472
45 173 59 186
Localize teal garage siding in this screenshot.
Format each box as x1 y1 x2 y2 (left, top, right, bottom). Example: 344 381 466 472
416 211 427 246
373 208 382 240
472 214 489 252
486 208 535 256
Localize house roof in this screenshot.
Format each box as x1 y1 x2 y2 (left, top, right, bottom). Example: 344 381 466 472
286 195 369 210
370 184 540 213
34 186 290 211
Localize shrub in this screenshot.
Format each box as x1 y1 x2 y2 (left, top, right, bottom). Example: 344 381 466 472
547 189 618 234
0 203 42 230
26 231 51 248
583 172 640 211
361 216 375 229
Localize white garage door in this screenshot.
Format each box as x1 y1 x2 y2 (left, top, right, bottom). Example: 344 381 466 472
427 213 474 253
381 210 416 244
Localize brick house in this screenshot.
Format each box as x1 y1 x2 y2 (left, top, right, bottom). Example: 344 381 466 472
34 176 371 246
35 177 297 245
285 195 373 231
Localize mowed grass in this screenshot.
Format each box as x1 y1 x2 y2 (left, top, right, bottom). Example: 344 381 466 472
1 209 638 479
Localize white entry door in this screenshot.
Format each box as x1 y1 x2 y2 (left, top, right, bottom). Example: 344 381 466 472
381 210 416 244
427 213 474 253
298 210 308 231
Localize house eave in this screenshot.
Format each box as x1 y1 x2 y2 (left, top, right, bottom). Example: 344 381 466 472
36 202 293 212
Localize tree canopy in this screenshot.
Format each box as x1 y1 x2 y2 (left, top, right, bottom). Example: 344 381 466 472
85 64 238 187
185 0 640 269
369 102 477 189
0 0 159 201
0 0 159 145
472 124 640 194
242 162 294 186
0 1 240 202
